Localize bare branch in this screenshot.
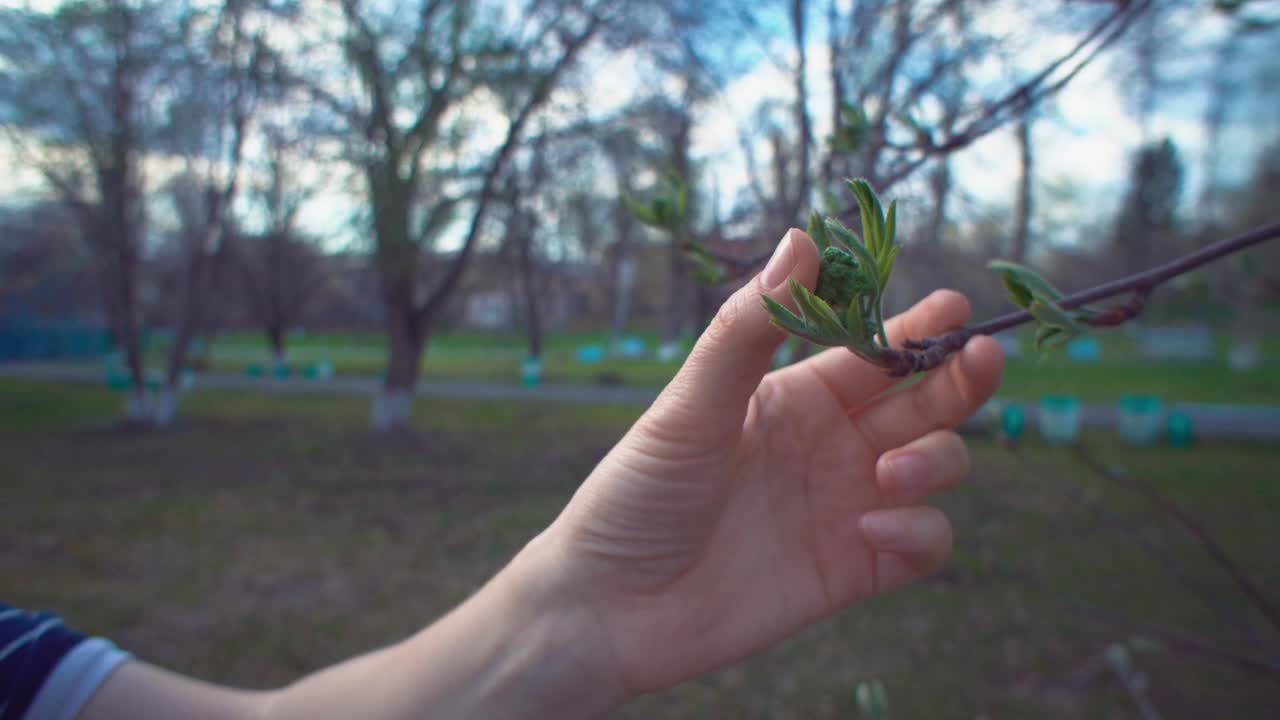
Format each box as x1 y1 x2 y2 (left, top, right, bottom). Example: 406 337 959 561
1073 446 1280 637
418 7 609 321
883 220 1280 375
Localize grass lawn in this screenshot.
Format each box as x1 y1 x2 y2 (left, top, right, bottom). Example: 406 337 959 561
3 380 1279 717
180 327 1280 405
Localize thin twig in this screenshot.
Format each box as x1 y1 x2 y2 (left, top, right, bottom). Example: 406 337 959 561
1072 445 1280 637
1006 444 1273 651
976 561 1280 681
879 221 1280 375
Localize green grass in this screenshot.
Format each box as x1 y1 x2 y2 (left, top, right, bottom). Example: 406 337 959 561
3 379 1278 717
178 328 688 388
168 327 1280 405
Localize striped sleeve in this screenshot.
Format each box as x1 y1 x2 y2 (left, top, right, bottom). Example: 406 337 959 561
0 603 130 720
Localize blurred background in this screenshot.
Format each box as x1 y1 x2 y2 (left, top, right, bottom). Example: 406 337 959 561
2 0 1279 716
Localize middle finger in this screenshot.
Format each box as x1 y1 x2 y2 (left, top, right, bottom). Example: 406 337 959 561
873 429 970 506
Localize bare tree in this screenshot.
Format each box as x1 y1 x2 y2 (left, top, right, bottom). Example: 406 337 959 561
2 1 180 422
1 0 271 425
822 0 1151 209
151 0 269 422
235 125 324 364
293 0 610 430
600 127 644 340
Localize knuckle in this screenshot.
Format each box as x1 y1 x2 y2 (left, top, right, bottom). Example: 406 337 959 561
910 379 941 431
939 430 970 479
923 508 954 556
701 288 748 349
944 354 978 421
929 289 971 323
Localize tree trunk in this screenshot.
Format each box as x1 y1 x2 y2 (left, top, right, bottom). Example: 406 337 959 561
609 246 635 341
788 0 812 226
821 0 843 191
516 211 543 360
694 282 714 336
608 169 638 341
1011 116 1034 263
267 322 287 365
665 108 694 344
664 237 688 343
371 164 425 432
377 295 424 432
267 228 289 364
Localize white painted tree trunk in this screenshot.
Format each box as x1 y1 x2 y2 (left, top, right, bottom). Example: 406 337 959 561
372 389 415 432
151 388 181 426
124 391 153 424
123 388 183 427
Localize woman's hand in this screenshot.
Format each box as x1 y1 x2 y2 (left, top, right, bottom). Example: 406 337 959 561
536 228 1005 699
69 228 1004 720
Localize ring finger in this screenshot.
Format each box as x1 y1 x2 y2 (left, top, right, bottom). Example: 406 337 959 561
873 429 970 506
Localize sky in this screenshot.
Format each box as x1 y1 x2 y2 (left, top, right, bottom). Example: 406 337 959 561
677 1 1274 247
2 0 1276 253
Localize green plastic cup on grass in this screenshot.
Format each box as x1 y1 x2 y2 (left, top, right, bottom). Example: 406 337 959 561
1001 403 1026 441
1167 411 1194 448
521 357 543 387
1117 394 1164 446
1038 394 1081 445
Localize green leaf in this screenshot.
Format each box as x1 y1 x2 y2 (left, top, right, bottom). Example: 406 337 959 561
622 194 659 227
672 174 688 220
686 245 726 285
790 279 848 338
757 295 839 343
1028 299 1083 333
988 260 1064 302
879 243 900 290
822 216 885 346
808 211 831 252
1033 324 1063 353
823 216 860 251
845 298 869 344
999 274 1034 309
1033 322 1078 355
825 218 882 299
855 679 890 720
762 295 810 335
882 200 897 261
847 178 885 257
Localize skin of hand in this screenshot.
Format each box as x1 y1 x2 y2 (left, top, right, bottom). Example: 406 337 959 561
74 228 1003 720
527 227 1006 702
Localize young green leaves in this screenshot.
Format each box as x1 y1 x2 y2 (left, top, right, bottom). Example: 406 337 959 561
763 178 901 363
623 171 688 232
988 260 1098 354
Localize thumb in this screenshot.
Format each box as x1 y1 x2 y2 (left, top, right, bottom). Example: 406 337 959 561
651 228 821 439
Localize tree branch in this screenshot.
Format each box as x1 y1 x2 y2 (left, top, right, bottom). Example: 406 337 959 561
1072 445 1280 638
1006 442 1276 652
880 220 1280 376
874 0 1147 193
417 8 608 322
979 560 1280 682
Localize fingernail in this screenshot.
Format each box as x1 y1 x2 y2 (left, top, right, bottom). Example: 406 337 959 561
885 453 929 496
760 230 796 290
860 512 907 548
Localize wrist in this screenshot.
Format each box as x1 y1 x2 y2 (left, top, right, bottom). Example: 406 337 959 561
398 527 629 719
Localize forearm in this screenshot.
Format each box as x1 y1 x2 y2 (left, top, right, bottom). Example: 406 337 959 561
80 532 627 720
263 531 626 719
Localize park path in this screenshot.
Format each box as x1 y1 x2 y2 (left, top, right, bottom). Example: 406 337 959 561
3 362 1279 440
